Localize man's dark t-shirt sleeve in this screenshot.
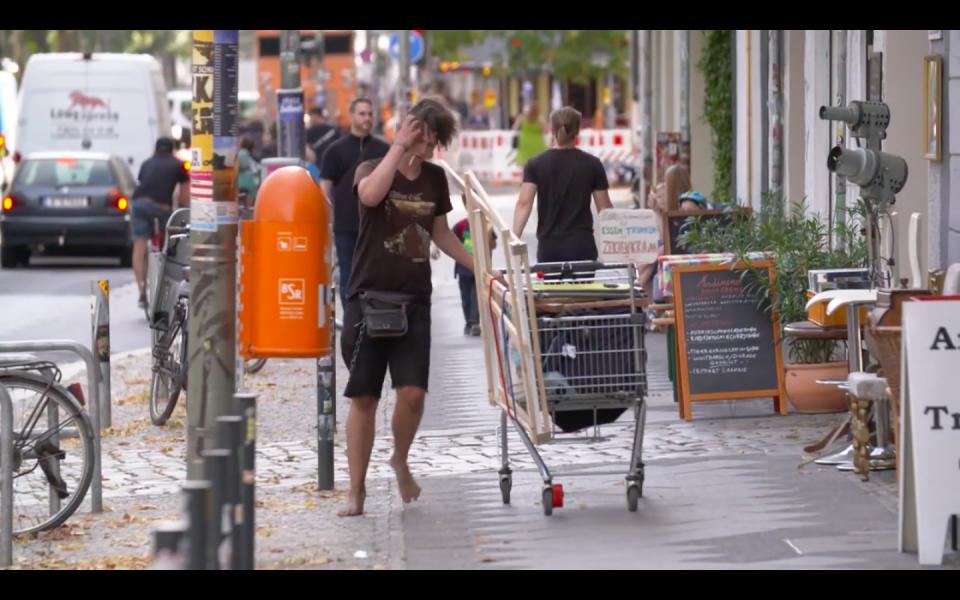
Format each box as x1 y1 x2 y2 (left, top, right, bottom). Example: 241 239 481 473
352 159 381 200
522 157 539 185
434 167 452 216
320 144 341 181
593 157 609 191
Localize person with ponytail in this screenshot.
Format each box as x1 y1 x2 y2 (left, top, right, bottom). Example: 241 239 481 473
513 106 613 264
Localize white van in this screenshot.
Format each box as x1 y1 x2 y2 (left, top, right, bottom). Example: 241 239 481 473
16 53 171 177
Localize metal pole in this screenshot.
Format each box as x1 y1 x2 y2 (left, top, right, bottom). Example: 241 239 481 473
151 522 187 570
235 392 256 570
202 449 230 569
1 383 13 568
640 30 653 205
91 279 111 428
47 399 60 517
768 30 783 206
832 30 848 248
279 30 336 492
397 30 411 119
278 30 305 159
187 30 240 480
181 480 211 570
678 30 690 167
216 415 243 570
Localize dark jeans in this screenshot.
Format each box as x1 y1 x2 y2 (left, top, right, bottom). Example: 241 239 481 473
334 231 358 304
458 275 479 326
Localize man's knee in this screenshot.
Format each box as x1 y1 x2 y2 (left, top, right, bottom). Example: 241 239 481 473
349 395 379 413
395 386 426 409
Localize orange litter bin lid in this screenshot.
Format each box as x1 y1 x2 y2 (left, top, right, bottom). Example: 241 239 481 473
254 165 327 223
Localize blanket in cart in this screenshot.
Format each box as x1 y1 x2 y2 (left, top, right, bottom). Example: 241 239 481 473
537 306 644 433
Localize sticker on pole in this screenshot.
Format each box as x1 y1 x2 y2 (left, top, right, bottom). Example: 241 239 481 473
191 198 217 232
597 209 660 265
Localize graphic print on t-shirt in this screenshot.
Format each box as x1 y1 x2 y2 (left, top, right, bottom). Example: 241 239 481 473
383 191 435 263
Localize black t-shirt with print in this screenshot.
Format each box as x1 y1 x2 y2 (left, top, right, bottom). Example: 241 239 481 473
348 159 452 299
522 148 608 240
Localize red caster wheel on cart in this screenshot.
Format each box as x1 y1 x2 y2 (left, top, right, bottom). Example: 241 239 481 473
542 483 563 516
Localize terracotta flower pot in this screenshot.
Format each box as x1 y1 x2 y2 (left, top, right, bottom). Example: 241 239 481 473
784 361 849 414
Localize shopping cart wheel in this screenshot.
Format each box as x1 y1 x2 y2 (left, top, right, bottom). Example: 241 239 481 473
627 484 641 512
499 474 512 504
542 487 554 516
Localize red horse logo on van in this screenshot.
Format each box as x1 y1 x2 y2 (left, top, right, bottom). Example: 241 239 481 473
68 90 110 111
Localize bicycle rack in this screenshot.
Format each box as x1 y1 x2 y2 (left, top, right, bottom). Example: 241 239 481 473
1 382 13 567
0 340 103 514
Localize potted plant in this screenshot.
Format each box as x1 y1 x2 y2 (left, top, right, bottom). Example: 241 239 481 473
680 197 868 413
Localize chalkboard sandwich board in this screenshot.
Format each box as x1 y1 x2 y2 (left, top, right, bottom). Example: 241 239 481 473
671 259 786 421
664 207 752 256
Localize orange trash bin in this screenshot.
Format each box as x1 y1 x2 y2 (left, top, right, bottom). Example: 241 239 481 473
239 166 332 359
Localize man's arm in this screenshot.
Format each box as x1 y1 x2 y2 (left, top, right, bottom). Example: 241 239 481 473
513 182 537 237
319 178 333 202
593 189 613 213
432 215 474 273
356 116 421 207
177 181 190 206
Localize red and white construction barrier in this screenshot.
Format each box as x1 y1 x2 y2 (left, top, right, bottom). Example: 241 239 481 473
456 128 637 185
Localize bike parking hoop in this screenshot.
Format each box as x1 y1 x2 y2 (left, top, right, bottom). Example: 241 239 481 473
1 382 13 567
0 340 103 514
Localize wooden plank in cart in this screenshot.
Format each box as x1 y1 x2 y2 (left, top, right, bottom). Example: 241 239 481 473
672 259 786 421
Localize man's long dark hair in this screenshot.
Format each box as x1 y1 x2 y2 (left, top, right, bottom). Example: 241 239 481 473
407 98 458 148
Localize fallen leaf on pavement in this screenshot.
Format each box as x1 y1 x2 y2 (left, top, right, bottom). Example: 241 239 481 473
133 504 158 511
257 527 272 538
56 542 83 552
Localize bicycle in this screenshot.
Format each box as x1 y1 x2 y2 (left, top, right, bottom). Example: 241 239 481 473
0 359 95 535
148 209 191 426
143 216 164 322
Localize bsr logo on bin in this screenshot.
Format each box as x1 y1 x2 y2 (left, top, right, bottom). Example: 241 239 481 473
278 278 306 305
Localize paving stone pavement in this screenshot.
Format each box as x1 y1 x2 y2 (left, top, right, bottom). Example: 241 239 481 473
6 188 957 569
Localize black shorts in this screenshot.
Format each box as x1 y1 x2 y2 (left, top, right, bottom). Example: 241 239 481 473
340 297 432 398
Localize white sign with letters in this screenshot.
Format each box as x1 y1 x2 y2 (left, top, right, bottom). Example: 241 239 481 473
597 209 660 265
899 298 960 565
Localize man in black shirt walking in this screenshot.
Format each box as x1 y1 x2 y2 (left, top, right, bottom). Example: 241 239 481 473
131 137 189 307
320 97 390 302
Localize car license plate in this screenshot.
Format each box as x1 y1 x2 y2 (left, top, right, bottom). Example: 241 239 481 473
44 196 90 208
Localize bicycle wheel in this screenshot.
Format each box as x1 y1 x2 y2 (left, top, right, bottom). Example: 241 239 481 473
150 305 185 425
244 358 267 374
0 372 95 535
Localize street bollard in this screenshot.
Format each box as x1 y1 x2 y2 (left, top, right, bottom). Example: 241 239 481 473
151 521 188 570
317 352 335 490
216 415 244 570
181 480 212 570
91 280 112 428
235 392 257 570
1 383 13 568
202 449 231 570
46 399 61 517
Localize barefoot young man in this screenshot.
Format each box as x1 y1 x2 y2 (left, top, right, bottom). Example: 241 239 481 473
339 98 475 516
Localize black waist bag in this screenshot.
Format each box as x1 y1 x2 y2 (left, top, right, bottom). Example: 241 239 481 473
359 291 418 338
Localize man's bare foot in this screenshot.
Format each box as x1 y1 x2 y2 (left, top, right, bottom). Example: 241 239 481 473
389 456 421 503
337 487 366 517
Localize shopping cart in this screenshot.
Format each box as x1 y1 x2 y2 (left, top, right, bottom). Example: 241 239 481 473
488 261 648 515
